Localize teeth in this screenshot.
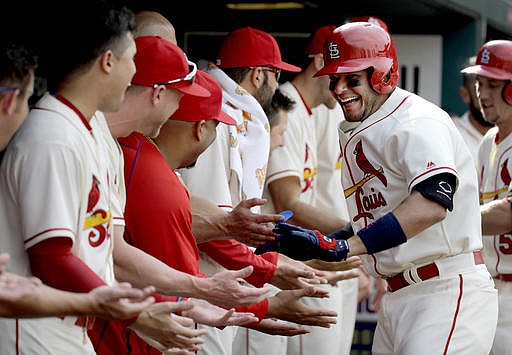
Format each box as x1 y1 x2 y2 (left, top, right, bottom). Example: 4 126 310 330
340 96 358 104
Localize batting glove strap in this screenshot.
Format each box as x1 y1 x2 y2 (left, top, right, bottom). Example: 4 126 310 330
328 223 354 240
357 212 407 254
312 230 349 262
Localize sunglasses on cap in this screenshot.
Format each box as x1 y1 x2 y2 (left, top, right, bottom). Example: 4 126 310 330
250 66 281 81
153 60 198 88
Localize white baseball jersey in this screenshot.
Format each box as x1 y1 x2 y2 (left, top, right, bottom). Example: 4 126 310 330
452 112 485 169
0 93 114 354
313 103 349 220
340 87 497 355
339 87 482 277
91 114 126 228
263 81 317 214
478 126 512 276
477 126 512 355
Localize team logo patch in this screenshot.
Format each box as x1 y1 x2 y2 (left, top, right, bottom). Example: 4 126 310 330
501 158 511 185
328 42 340 59
84 175 111 247
480 49 491 64
344 140 388 223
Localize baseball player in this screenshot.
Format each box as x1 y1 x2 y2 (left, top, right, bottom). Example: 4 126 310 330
0 41 156 321
462 40 512 355
260 22 498 354
453 55 494 168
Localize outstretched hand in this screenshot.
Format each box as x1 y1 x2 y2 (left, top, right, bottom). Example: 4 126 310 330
200 266 271 308
183 298 258 327
255 223 349 262
266 286 338 328
250 318 310 337
0 253 41 302
224 198 284 247
130 301 205 352
90 283 156 320
270 253 328 290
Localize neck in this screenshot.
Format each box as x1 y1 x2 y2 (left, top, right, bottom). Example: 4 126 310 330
468 113 492 136
57 85 97 122
292 70 320 109
152 134 180 170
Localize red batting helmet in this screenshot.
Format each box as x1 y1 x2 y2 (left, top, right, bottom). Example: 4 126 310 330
461 40 512 105
314 22 399 95
350 16 389 33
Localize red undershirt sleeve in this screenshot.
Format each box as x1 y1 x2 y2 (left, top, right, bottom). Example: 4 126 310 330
27 237 106 293
235 298 268 327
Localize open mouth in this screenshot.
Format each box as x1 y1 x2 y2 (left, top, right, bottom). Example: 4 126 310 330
339 96 359 105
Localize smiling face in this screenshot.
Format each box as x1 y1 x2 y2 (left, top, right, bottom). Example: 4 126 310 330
329 69 388 122
475 75 512 127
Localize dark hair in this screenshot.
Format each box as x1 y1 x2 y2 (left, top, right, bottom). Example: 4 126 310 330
223 67 252 84
0 42 37 90
43 1 136 91
267 88 295 127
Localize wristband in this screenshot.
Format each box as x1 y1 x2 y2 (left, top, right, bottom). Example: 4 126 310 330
357 212 407 254
329 223 354 240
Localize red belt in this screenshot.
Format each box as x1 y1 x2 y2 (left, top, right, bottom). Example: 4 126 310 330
387 251 484 293
494 274 512 282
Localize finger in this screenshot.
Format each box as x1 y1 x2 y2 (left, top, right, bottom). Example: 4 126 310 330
301 286 330 298
251 213 285 224
230 266 254 279
326 270 360 285
172 314 196 328
239 197 267 209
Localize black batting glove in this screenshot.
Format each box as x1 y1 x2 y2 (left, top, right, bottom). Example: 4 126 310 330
255 223 349 262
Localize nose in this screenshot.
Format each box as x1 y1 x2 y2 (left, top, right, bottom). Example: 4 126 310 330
330 77 346 95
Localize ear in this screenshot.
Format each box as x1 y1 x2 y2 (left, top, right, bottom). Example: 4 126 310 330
250 67 263 89
1 90 20 116
151 85 166 105
100 50 115 73
192 120 206 141
459 86 470 105
312 53 325 71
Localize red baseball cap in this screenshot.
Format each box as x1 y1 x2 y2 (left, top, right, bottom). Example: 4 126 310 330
131 36 210 97
306 26 337 55
171 70 236 125
216 27 301 72
350 16 389 33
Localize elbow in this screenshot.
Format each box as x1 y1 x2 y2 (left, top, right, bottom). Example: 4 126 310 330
432 204 447 224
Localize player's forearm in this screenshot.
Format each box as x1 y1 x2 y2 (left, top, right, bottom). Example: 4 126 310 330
0 284 95 318
112 227 204 297
113 240 202 297
190 194 230 243
481 198 512 235
283 199 347 234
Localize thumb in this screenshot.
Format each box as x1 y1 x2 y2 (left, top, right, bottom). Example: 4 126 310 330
241 198 266 209
232 265 254 279
172 300 195 313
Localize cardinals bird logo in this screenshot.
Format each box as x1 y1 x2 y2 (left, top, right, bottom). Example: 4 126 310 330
500 158 511 186
353 141 387 187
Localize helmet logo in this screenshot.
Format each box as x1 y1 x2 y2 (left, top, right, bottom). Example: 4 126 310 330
480 49 491 64
328 42 340 59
